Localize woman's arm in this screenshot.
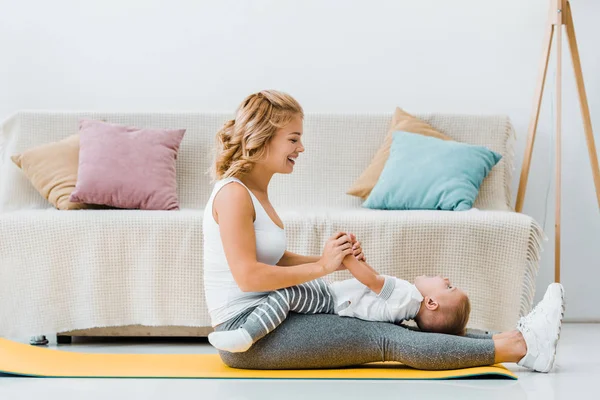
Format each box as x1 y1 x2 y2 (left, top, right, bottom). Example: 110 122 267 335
214 183 340 292
276 251 320 266
277 235 365 267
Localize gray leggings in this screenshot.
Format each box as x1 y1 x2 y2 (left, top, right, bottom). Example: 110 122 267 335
214 305 496 370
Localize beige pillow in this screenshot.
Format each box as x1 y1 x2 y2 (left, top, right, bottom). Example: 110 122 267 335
347 107 454 200
11 134 89 210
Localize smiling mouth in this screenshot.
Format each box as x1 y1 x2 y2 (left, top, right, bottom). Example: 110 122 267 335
287 157 295 165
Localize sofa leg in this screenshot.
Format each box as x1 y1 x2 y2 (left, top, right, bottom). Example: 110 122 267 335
57 335 72 344
29 335 49 346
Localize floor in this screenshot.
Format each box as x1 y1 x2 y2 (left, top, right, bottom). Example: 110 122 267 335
0 323 598 400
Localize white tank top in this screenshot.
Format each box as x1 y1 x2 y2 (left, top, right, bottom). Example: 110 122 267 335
203 176 287 327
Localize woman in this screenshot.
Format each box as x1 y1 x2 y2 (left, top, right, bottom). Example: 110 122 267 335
203 90 564 372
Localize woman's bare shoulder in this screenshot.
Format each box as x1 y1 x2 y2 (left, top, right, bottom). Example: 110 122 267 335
213 181 256 223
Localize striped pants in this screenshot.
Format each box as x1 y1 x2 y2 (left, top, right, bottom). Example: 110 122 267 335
242 278 337 343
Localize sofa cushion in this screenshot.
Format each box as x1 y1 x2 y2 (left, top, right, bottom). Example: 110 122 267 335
347 108 453 200
10 134 90 210
69 119 186 210
363 131 502 211
0 112 516 212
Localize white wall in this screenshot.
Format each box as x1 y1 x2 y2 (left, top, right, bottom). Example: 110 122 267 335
1 0 598 321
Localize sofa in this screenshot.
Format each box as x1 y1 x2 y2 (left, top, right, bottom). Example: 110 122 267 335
0 111 544 343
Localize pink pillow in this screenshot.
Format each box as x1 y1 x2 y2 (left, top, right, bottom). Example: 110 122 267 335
70 119 186 210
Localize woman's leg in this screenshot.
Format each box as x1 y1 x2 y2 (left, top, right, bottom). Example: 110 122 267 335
493 330 528 364
396 323 526 364
214 284 562 372
403 324 496 339
216 310 500 370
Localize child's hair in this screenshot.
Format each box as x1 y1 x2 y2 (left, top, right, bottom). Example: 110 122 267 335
418 294 471 336
440 294 471 336
208 90 304 182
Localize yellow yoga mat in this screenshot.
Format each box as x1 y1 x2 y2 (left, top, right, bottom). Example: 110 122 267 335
0 338 516 380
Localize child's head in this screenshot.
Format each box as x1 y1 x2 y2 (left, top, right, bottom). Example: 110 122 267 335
413 275 470 336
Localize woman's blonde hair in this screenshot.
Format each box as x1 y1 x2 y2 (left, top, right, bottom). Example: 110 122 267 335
208 90 304 182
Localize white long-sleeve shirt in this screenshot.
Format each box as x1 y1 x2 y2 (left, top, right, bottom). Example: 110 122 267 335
328 275 423 323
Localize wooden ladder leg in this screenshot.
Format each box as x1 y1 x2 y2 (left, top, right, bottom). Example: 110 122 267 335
565 1 600 210
515 22 555 212
554 15 563 284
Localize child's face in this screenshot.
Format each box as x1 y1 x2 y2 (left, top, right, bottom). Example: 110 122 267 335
414 275 465 306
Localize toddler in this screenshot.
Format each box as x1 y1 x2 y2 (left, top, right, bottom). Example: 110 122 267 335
208 241 471 353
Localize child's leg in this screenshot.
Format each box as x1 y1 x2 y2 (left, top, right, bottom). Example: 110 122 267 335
208 279 334 352
244 279 334 340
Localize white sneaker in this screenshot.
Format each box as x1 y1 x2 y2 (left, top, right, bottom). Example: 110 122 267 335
516 283 565 373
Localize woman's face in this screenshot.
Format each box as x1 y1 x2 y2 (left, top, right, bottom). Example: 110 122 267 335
263 114 304 174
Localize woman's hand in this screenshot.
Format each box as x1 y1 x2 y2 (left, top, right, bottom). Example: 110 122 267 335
319 232 354 274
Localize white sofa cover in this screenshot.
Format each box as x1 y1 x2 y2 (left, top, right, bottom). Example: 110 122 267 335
0 111 544 337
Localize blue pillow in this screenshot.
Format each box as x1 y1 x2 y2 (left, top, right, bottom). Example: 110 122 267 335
363 131 502 211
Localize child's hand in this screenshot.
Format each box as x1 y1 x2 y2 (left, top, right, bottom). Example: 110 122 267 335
341 233 365 270
349 233 366 262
